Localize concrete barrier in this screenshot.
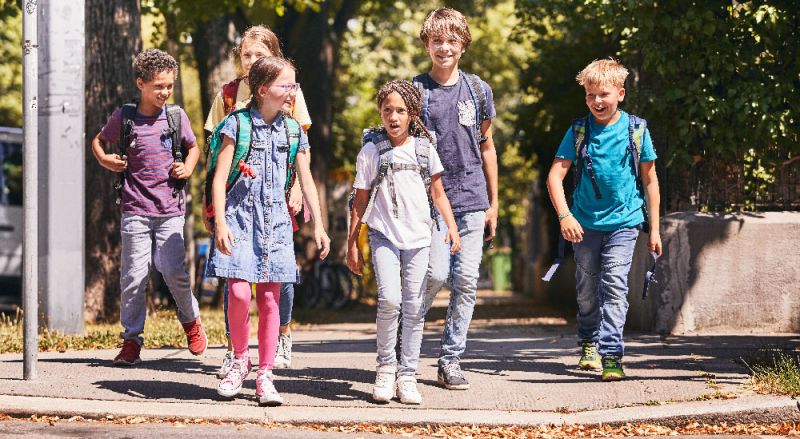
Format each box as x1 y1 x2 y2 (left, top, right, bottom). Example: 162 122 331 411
627 211 800 334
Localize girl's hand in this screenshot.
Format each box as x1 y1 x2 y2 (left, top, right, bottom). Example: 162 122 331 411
215 221 234 256
315 227 331 260
445 227 461 255
345 242 363 276
288 182 303 216
560 216 584 243
649 231 663 256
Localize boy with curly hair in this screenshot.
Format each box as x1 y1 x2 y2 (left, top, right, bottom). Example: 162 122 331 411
91 48 207 366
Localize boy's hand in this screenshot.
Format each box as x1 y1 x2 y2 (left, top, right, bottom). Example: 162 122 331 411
484 206 498 241
345 242 363 276
288 181 303 216
560 216 584 243
649 231 662 256
445 227 462 255
214 221 234 256
315 226 331 260
100 153 127 172
170 162 192 179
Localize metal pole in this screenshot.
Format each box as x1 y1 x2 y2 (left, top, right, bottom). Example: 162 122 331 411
22 0 39 381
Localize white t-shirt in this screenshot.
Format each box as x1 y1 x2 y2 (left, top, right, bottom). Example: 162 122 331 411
353 137 444 250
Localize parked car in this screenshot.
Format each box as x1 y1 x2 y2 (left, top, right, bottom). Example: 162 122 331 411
0 127 22 308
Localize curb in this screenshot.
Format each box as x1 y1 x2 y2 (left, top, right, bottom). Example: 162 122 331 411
0 395 796 426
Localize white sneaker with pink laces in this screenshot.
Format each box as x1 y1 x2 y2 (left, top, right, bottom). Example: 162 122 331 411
217 356 251 398
256 369 283 406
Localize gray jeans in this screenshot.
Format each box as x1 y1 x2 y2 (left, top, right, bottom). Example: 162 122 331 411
120 213 200 345
369 229 430 377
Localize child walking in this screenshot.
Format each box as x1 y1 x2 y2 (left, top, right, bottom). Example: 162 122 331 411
546 58 662 381
90 48 207 366
204 25 312 376
347 80 460 404
206 56 330 405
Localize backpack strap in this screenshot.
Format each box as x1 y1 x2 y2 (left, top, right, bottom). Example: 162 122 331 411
573 116 602 200
463 72 487 128
283 116 301 191
362 133 393 220
204 108 253 224
165 104 186 198
412 74 431 125
115 102 138 205
414 136 440 230
222 77 244 115
628 114 650 232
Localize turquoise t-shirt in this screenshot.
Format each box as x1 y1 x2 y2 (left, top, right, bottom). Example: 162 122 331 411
555 111 657 232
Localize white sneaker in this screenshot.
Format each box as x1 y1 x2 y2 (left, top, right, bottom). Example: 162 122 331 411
396 376 422 405
217 356 250 398
256 369 284 406
372 364 396 403
274 333 292 369
217 351 233 379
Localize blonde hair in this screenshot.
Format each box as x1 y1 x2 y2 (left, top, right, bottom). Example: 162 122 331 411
419 8 472 50
576 58 629 88
236 25 283 59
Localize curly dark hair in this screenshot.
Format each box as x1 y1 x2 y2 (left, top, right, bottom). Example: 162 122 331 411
133 48 178 82
375 80 434 143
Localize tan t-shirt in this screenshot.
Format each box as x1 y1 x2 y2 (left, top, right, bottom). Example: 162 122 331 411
204 79 312 133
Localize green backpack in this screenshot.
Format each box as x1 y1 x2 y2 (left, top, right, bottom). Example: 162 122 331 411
204 108 301 223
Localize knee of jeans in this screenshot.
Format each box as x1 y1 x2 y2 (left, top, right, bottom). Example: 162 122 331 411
576 260 599 278
376 295 401 316
450 271 478 294
427 262 449 289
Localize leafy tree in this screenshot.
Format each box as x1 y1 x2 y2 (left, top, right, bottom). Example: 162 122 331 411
0 5 21 127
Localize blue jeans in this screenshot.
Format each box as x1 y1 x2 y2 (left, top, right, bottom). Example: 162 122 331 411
224 282 293 337
370 229 430 377
423 210 486 366
573 226 640 358
120 214 200 345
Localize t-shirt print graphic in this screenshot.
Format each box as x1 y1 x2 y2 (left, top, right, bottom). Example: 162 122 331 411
457 99 476 127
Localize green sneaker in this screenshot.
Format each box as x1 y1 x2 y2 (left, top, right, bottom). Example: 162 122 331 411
601 357 625 381
578 341 601 370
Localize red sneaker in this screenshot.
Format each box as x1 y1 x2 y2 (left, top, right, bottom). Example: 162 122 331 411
113 339 142 366
182 319 208 356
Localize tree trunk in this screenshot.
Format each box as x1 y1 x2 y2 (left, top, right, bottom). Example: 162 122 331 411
277 0 360 252
84 0 142 321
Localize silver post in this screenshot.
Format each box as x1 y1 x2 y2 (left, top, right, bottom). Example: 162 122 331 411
22 0 39 381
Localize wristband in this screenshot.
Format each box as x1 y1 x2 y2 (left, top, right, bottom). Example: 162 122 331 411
558 212 573 221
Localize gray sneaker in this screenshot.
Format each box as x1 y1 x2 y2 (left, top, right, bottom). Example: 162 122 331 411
437 362 470 390
274 332 292 369
217 351 233 379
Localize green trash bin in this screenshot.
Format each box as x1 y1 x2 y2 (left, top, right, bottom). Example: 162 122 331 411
488 248 512 291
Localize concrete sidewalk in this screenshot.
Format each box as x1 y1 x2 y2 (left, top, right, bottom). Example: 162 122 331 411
0 307 798 426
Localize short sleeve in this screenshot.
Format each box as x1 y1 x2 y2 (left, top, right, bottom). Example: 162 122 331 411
353 143 377 190
292 88 313 131
429 146 444 176
554 127 576 162
640 127 657 162
297 125 310 152
481 80 497 120
204 92 226 133
179 108 196 147
218 113 240 143
100 107 123 143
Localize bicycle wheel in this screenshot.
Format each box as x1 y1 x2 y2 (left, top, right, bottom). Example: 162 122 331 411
295 266 322 309
328 264 354 310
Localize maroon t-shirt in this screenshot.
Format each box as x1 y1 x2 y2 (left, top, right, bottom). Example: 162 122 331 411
101 106 195 217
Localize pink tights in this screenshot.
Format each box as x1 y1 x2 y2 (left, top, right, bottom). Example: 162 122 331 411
226 279 280 370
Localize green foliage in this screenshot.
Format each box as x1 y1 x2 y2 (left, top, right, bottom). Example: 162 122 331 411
0 9 21 127
743 348 800 397
516 0 799 211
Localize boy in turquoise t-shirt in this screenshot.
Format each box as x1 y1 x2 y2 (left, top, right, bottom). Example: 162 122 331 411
546 58 662 381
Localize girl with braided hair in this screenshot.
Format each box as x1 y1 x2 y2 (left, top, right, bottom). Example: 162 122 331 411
346 79 460 404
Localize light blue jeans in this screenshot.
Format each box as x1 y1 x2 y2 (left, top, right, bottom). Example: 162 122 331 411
423 210 486 366
370 229 430 377
120 213 200 345
573 226 640 358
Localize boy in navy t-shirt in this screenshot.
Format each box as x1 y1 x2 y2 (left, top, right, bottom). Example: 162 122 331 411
546 58 662 381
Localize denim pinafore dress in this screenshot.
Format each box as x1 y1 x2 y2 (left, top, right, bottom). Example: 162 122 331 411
206 108 307 283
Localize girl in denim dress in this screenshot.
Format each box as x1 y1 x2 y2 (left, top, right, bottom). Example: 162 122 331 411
207 56 330 405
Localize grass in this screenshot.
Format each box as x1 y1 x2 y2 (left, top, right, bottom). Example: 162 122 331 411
742 348 800 397
0 307 229 354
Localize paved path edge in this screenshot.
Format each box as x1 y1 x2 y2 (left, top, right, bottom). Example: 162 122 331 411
0 394 797 426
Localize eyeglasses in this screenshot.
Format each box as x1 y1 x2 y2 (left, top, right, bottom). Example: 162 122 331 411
271 83 300 92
